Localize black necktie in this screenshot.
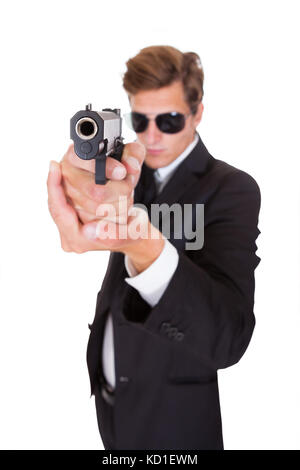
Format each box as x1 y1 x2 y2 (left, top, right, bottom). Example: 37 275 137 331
141 165 157 212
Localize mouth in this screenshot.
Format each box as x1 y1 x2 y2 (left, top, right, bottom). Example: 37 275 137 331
147 148 164 155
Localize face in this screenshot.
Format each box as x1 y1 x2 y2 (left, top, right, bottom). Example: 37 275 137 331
128 80 204 169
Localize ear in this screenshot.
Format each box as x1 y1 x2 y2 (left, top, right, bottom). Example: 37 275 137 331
193 101 204 127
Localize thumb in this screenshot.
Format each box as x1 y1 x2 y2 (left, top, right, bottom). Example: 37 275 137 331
82 220 100 241
48 160 62 184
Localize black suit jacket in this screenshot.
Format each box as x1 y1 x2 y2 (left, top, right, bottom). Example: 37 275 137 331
86 132 261 450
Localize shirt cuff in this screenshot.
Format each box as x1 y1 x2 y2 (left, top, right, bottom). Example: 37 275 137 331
124 238 179 307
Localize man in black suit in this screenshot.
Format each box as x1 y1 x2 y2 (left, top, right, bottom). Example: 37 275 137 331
47 45 261 450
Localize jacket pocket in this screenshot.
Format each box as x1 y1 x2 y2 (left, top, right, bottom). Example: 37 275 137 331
167 345 217 385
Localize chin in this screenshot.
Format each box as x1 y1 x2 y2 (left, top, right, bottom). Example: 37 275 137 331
145 156 163 169
145 153 170 168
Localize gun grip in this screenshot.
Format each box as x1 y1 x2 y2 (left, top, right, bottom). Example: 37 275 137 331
111 141 124 163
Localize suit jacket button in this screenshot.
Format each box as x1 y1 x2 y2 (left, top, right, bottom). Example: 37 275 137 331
119 376 130 383
176 332 184 341
168 327 178 339
160 322 170 333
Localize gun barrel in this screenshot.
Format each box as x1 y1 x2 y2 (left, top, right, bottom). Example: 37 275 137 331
75 117 98 140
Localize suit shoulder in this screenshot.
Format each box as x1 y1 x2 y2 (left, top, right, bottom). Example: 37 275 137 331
208 157 261 196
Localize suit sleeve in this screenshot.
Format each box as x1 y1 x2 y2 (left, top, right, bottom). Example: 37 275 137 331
125 170 261 372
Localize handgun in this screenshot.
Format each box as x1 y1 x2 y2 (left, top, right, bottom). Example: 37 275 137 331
70 103 124 184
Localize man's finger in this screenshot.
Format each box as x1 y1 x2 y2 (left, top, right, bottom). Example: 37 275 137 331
122 141 146 175
62 177 100 215
47 160 80 232
105 156 127 180
47 160 114 253
121 141 146 188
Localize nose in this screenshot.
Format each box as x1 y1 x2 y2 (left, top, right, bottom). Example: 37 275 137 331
144 118 162 146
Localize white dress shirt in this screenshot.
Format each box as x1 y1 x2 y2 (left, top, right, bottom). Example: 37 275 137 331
101 133 199 389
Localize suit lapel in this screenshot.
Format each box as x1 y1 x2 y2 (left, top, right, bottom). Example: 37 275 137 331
134 132 212 207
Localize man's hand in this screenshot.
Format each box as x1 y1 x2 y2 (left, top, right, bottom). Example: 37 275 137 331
47 140 165 272
47 143 165 271
60 141 145 224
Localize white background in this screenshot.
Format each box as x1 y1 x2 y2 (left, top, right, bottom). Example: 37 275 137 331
0 0 299 450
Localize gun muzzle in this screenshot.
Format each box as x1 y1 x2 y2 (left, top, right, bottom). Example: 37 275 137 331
75 117 98 140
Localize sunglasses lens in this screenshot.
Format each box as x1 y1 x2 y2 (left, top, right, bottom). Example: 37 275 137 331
130 112 149 133
156 112 186 134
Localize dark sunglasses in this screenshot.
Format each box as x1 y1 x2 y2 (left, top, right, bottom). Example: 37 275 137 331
124 111 191 134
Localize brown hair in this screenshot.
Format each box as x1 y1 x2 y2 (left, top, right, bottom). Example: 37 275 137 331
122 45 204 114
